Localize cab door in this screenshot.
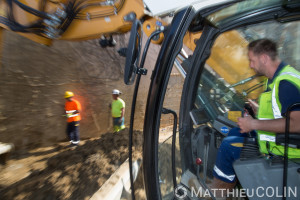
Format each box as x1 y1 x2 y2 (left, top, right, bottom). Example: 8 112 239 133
143 0 300 199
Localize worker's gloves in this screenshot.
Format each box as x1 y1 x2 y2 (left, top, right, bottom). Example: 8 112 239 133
63 113 73 118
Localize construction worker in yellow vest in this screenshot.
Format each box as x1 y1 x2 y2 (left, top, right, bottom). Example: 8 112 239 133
111 89 125 133
238 39 300 157
211 39 300 197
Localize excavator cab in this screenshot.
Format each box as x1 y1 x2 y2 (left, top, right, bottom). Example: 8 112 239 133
136 0 300 199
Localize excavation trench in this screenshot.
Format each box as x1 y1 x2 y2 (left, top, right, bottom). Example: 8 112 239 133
0 129 144 200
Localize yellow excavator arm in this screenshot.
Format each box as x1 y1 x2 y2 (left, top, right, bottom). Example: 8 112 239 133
0 0 147 45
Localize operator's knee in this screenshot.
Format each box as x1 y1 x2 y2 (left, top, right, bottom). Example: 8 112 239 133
218 136 233 151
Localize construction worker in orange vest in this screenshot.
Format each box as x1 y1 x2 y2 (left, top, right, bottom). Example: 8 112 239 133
64 91 81 146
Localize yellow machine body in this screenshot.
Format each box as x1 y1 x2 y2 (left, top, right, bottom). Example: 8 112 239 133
184 30 264 100
142 17 167 44
0 0 145 45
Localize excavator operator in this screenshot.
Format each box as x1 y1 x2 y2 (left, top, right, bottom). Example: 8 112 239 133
211 38 300 198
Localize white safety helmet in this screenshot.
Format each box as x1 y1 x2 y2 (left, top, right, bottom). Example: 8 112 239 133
112 89 121 95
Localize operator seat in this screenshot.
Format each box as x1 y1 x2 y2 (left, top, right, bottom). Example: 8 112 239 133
233 133 300 200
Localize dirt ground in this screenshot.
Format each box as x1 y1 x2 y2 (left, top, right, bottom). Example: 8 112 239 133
0 128 144 200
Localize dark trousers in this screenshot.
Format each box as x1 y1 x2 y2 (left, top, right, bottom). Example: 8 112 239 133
66 121 80 144
112 117 125 132
213 128 256 183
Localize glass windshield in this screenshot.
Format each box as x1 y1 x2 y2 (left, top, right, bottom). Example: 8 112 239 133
207 0 281 27
193 20 300 129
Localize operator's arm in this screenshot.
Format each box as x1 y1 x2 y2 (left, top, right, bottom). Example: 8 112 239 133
118 107 125 123
238 111 300 133
239 80 300 133
120 107 125 118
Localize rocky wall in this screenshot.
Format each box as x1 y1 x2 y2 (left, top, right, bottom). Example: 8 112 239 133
0 31 183 150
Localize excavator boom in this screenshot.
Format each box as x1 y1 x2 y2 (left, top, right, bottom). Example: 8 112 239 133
0 0 146 45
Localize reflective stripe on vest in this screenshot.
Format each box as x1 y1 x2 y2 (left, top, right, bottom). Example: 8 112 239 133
66 110 79 118
68 114 79 118
259 134 276 142
66 110 76 113
271 85 282 119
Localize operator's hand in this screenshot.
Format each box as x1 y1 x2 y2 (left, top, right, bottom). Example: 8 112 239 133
237 116 256 133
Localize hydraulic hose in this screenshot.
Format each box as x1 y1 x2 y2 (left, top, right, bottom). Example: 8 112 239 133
74 0 126 19
4 0 49 33
3 0 126 35
11 0 51 19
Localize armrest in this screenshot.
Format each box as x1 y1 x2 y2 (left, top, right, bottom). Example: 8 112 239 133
276 133 300 148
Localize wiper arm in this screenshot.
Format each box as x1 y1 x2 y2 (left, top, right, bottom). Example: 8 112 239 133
229 75 258 88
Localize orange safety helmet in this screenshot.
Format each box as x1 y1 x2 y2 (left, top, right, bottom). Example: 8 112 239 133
64 91 74 98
